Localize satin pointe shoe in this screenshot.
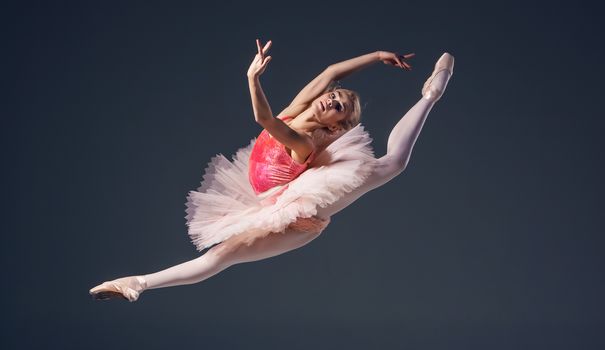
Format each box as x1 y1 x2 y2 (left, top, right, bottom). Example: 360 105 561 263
422 52 455 102
89 276 147 302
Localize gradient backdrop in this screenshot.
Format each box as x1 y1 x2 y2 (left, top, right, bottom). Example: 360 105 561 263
4 1 604 349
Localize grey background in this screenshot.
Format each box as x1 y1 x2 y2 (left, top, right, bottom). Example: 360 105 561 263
4 1 604 349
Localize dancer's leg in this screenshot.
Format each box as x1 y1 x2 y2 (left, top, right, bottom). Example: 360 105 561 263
90 222 327 300
143 218 328 290
315 54 454 219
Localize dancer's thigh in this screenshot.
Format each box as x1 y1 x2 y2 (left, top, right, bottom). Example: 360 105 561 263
211 223 325 266
315 155 404 219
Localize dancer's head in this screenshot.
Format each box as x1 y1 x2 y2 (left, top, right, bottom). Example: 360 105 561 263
294 82 362 148
312 83 361 133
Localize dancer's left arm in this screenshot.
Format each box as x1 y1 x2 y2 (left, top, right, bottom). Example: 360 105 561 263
285 51 414 112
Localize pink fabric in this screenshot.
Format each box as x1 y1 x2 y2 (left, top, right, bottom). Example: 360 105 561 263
248 116 315 194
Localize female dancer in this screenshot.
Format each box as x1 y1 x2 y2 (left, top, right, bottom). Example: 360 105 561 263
89 39 454 302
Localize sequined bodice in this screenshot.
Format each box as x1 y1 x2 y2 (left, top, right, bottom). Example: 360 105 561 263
248 116 315 195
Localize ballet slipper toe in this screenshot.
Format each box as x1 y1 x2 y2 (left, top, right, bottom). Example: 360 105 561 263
422 52 455 102
90 282 134 301
89 276 146 302
91 288 129 301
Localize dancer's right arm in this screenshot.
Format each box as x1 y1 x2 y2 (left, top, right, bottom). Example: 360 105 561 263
247 39 314 158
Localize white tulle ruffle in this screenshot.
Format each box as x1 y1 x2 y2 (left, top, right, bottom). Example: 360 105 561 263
184 124 377 251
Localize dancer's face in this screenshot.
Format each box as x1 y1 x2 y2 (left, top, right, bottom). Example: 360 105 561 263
312 90 353 132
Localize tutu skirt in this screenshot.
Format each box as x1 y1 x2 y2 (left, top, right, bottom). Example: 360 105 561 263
184 124 377 251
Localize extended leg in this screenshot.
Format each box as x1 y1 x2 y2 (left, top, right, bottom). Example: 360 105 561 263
142 218 328 290
90 221 327 301
315 53 454 219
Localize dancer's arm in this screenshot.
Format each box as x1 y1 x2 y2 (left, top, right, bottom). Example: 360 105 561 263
247 39 274 124
328 51 408 80
285 51 413 111
248 39 314 158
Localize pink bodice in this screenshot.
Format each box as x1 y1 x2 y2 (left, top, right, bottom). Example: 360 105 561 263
248 116 315 195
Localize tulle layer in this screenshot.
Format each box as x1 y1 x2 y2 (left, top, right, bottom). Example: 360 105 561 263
184 124 377 251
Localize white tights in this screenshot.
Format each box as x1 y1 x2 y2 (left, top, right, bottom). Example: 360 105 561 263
142 70 451 291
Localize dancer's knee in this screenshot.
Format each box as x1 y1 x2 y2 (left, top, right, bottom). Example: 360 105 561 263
378 154 408 179
205 240 239 268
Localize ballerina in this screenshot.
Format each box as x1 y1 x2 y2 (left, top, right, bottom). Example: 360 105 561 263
89 39 454 302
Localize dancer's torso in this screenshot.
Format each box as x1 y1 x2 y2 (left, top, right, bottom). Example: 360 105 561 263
248 116 315 195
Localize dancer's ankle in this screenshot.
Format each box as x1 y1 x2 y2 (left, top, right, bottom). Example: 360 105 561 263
134 276 147 292
422 70 450 102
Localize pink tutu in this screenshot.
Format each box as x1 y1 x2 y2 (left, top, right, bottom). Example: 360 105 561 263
184 124 377 251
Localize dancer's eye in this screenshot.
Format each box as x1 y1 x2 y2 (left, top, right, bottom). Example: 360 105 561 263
329 93 343 112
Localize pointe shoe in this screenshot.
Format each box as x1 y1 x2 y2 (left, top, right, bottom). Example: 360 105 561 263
422 52 455 102
89 276 147 302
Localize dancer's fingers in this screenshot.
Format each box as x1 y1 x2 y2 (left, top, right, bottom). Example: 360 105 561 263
403 52 415 59
394 54 405 68
256 39 263 59
263 56 272 66
263 40 272 54
397 53 412 70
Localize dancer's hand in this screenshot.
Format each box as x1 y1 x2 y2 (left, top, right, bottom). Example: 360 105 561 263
377 51 415 71
247 39 272 79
